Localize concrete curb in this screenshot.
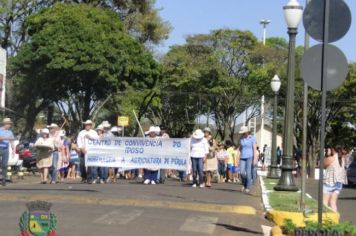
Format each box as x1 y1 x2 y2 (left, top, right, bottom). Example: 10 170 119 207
258 171 340 235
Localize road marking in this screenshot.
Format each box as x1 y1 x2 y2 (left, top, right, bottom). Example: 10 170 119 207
93 209 143 225
180 215 218 234
0 193 256 215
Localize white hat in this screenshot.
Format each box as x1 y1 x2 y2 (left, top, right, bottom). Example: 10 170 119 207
2 118 13 124
96 125 104 131
83 120 93 125
111 126 121 133
41 128 50 134
145 126 156 135
101 121 111 128
155 126 161 134
192 129 204 140
47 123 59 129
59 130 66 137
203 127 212 133
239 126 250 134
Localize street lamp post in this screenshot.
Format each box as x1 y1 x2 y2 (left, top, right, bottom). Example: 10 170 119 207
260 19 271 46
274 0 303 191
268 75 281 179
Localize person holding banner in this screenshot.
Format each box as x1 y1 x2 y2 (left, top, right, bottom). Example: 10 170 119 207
77 120 98 184
35 129 54 184
89 125 107 184
143 126 159 185
190 129 209 188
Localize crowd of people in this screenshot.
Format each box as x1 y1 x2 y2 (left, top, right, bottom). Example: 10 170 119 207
0 117 260 192
0 116 354 213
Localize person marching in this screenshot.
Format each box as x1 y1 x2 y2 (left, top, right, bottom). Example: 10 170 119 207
190 129 209 188
0 118 15 186
238 126 258 194
57 130 70 183
143 126 159 185
77 120 98 183
91 125 107 184
203 127 217 188
35 128 54 184
225 140 235 183
216 143 228 183
48 123 61 184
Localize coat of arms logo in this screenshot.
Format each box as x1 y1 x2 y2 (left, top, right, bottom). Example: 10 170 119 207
19 201 57 236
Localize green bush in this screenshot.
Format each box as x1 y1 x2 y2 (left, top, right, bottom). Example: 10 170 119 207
282 219 356 235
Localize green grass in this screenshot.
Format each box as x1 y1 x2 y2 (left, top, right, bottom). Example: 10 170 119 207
263 178 279 191
262 177 329 212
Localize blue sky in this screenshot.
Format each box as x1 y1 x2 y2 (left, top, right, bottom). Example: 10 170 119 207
155 0 356 62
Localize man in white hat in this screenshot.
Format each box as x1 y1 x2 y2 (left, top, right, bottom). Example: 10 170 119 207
190 129 209 188
77 120 98 183
143 126 159 185
0 118 15 186
238 126 258 194
47 123 60 184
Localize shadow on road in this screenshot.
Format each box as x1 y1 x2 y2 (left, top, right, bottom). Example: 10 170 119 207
216 223 263 235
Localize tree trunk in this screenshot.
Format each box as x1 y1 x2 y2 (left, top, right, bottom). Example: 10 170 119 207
21 106 41 140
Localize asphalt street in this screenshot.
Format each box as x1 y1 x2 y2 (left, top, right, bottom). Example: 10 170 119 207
303 178 356 224
0 176 271 236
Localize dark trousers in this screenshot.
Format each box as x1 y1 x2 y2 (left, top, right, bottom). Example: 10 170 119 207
0 148 9 183
144 169 158 181
79 153 87 181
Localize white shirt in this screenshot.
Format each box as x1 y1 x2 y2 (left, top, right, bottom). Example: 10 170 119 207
77 129 98 150
190 138 209 158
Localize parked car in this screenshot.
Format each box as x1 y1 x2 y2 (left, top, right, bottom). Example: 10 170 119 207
347 152 356 185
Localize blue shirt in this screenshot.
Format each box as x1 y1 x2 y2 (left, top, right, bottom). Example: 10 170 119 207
239 135 256 160
0 127 14 148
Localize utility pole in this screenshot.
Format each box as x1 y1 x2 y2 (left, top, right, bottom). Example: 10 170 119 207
300 0 310 211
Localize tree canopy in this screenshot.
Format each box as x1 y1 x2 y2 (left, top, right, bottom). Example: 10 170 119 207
10 3 160 136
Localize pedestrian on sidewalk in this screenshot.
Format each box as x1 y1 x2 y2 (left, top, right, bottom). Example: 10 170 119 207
77 120 98 184
323 147 347 213
238 126 258 194
0 118 15 186
190 129 209 188
35 128 54 184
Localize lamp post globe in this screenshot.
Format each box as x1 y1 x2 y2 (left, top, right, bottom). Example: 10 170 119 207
271 74 281 93
274 0 302 191
267 75 281 179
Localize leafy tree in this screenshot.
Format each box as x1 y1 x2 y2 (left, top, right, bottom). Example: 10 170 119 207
10 3 159 136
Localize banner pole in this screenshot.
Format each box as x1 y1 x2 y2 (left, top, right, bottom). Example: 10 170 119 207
133 110 145 137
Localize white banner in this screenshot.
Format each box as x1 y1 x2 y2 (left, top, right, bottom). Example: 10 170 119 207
85 137 190 171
